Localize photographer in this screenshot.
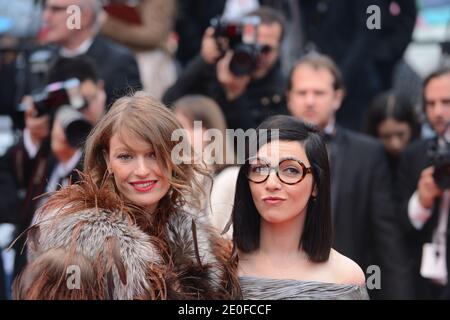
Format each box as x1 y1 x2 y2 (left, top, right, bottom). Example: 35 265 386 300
12 0 141 116
163 6 287 130
397 67 450 299
0 56 106 289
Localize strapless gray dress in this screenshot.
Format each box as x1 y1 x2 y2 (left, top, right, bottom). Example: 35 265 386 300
239 276 370 300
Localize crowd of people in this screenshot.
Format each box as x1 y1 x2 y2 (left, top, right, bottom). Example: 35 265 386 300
0 0 449 300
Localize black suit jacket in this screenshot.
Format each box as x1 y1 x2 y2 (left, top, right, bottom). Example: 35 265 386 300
397 138 450 299
12 34 142 119
298 0 416 130
175 0 227 66
330 126 413 299
0 137 83 282
163 56 287 130
0 146 22 299
85 35 142 106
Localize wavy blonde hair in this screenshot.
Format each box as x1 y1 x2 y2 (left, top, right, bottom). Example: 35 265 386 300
84 92 208 233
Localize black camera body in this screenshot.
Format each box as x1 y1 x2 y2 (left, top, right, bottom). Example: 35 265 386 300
32 78 86 117
210 15 262 76
428 138 450 190
30 78 91 148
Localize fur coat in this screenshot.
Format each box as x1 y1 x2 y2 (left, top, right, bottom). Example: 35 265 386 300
12 176 240 300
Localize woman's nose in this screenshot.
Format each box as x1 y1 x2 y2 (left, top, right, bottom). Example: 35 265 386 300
264 170 281 190
135 158 151 176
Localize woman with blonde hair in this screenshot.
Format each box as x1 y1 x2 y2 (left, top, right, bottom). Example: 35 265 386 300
13 92 240 300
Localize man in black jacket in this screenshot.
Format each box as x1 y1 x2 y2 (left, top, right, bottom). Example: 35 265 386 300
397 67 450 299
163 6 287 131
14 0 141 110
0 56 106 293
297 0 416 130
286 53 413 299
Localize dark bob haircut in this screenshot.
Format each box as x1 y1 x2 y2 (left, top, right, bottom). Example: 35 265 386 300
232 115 333 262
364 91 421 141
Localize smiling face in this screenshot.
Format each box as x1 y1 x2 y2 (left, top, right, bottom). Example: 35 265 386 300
248 140 315 224
106 130 171 212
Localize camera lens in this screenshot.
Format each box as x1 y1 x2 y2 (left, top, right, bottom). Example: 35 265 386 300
56 106 92 148
229 44 258 76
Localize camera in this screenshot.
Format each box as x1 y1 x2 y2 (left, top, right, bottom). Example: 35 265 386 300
428 122 450 189
31 78 86 117
210 15 262 76
17 78 91 148
56 106 92 148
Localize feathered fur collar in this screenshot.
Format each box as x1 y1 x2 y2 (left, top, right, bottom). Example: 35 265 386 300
13 174 240 300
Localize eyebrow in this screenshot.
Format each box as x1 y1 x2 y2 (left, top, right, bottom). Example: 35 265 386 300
279 156 302 162
111 145 154 155
112 147 131 153
253 155 303 164
114 133 155 151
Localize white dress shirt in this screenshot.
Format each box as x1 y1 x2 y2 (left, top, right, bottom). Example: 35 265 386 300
59 37 94 58
46 149 82 194
409 191 449 284
23 128 40 159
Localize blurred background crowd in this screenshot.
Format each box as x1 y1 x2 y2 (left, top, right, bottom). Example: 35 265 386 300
0 0 450 300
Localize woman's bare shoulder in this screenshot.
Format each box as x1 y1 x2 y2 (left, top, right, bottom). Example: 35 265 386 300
327 249 366 286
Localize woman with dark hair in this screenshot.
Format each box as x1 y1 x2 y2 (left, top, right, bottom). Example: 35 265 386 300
233 115 368 300
364 91 421 176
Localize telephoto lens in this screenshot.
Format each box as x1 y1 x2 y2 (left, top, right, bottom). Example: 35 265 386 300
229 43 259 76
56 106 92 148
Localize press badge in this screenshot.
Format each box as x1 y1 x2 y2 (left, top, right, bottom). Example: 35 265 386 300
420 242 448 280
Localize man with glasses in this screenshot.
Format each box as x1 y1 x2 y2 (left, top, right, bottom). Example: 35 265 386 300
286 53 413 299
163 6 287 130
15 0 141 109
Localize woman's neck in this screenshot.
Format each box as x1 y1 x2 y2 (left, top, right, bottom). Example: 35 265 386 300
258 212 306 261
238 212 309 278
